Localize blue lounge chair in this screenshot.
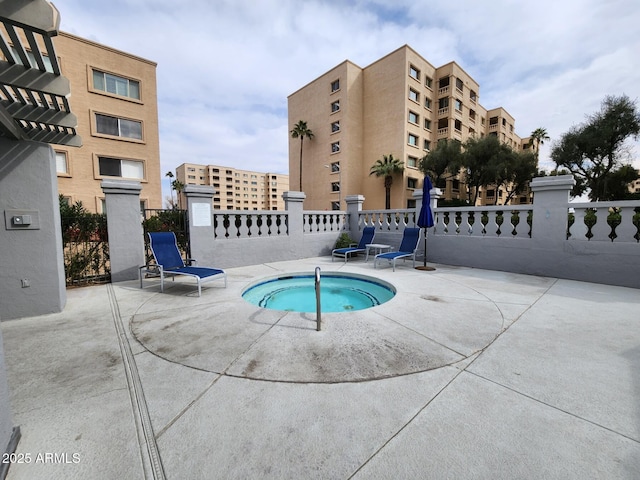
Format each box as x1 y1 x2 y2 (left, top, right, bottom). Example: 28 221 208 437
374 227 421 271
332 227 375 263
140 232 226 296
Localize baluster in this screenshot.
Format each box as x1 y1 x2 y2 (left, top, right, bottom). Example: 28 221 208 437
615 207 636 242
570 208 588 240
255 214 263 237
248 214 260 237
222 214 230 238
464 211 474 236
514 210 527 237
266 214 273 236
485 211 498 237
590 208 611 241
275 214 281 235
442 212 450 234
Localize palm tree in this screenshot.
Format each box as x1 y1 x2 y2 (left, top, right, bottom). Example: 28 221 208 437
529 127 550 160
369 154 404 209
290 120 314 191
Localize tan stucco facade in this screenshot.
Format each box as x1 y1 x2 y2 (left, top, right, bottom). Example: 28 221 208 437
288 45 530 210
176 163 289 210
53 32 161 212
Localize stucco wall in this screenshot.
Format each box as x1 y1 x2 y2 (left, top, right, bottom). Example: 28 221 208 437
0 139 66 320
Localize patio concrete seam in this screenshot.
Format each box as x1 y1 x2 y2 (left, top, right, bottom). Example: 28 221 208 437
373 309 468 358
154 374 224 440
107 284 167 480
466 370 640 444
220 311 291 375
347 366 467 479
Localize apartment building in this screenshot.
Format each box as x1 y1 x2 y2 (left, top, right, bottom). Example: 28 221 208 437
176 163 289 210
52 32 162 212
288 45 527 210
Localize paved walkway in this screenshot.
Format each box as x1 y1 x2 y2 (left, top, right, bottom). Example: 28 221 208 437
2 257 639 479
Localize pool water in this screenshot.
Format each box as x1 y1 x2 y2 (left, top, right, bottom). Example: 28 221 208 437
242 274 395 313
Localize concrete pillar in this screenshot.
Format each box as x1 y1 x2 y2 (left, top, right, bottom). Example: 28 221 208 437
101 180 144 282
184 185 215 263
412 187 441 226
0 139 65 319
345 194 364 240
284 191 306 258
530 175 575 247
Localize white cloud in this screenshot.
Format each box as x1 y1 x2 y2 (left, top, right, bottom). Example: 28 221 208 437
54 0 640 197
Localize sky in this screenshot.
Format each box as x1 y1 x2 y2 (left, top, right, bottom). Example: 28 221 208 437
53 0 640 202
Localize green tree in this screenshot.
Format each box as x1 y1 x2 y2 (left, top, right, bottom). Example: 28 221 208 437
418 138 462 189
551 95 640 200
498 150 538 205
529 127 550 160
454 135 509 205
290 120 314 191
369 154 404 209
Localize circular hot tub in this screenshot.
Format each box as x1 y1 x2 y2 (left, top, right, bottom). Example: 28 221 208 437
242 272 395 313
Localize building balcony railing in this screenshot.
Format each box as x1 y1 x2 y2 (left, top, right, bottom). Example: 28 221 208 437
438 86 449 96
437 107 449 117
437 127 449 137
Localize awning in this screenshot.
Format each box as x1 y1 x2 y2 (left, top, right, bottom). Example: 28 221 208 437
0 0 81 147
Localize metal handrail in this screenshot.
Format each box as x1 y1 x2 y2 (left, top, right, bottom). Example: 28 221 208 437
315 267 321 331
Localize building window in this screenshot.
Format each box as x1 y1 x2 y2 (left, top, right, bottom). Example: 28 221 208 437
331 100 340 113
409 65 420 80
455 77 464 92
424 119 432 130
92 70 140 100
407 177 417 189
425 76 433 89
408 111 419 124
331 142 340 153
438 97 449 110
454 119 462 132
98 157 144 179
408 133 418 146
330 161 340 173
455 99 463 112
409 88 419 103
425 98 432 110
331 182 340 192
331 121 340 133
11 47 53 73
424 140 431 151
331 201 340 211
407 156 418 168
439 76 450 89
489 116 499 125
470 90 477 103
95 113 142 140
55 151 68 174
331 79 340 92
407 199 417 208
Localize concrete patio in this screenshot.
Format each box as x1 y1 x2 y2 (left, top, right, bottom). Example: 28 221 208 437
2 257 639 479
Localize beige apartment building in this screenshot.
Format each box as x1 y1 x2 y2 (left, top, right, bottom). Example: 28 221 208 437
176 163 289 210
51 32 162 212
288 45 529 210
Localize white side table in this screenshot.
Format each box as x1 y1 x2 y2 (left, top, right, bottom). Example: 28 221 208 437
365 243 391 262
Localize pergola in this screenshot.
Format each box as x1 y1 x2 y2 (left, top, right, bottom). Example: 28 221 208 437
0 0 80 147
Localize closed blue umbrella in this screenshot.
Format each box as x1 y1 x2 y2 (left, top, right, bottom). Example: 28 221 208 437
416 175 435 270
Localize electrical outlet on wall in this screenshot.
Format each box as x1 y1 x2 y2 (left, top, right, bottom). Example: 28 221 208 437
21 279 30 288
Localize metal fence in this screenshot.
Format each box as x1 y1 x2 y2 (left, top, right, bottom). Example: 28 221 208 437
61 213 110 286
